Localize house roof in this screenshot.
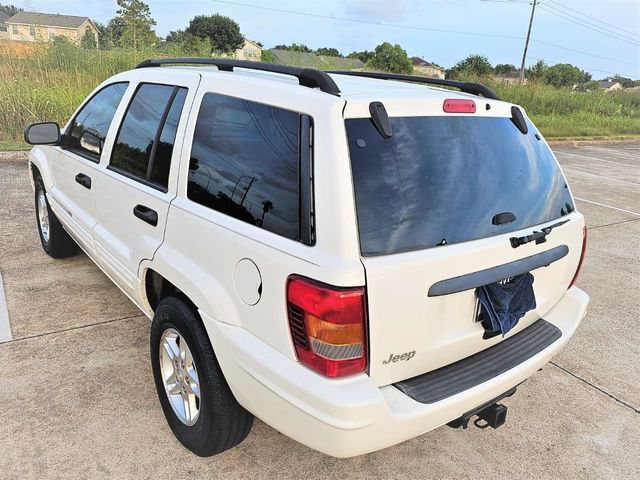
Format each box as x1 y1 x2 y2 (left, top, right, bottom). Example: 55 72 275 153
7 11 90 29
598 80 620 89
0 11 10 23
410 56 443 70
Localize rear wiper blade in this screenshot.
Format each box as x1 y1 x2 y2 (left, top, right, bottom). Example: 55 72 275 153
510 220 570 248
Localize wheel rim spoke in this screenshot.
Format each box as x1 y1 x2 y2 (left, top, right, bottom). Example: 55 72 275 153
159 328 201 426
37 191 50 242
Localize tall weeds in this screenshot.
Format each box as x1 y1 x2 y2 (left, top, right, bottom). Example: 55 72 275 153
1 40 639 144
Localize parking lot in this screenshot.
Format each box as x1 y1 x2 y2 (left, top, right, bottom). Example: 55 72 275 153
0 143 638 479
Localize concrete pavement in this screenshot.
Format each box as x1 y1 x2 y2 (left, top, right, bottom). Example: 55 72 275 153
0 143 638 479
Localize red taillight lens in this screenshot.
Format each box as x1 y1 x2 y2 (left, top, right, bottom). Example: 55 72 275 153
287 275 367 378
443 99 476 113
569 226 588 288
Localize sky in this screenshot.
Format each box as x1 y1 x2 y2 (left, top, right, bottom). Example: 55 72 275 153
11 0 640 79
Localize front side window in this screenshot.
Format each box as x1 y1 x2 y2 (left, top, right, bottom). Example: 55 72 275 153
188 93 304 240
110 83 187 189
12 25 18 34
29 25 35 36
64 82 129 162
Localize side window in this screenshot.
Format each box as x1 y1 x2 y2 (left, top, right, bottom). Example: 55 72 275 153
64 82 128 162
110 83 187 189
188 93 306 241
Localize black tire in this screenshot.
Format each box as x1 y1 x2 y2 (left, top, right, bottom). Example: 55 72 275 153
34 175 78 258
150 296 253 456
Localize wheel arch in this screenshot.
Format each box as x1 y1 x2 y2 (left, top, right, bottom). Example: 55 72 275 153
139 255 242 327
28 147 55 192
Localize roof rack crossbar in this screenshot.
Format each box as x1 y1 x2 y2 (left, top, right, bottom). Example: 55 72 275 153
325 71 500 100
136 57 341 96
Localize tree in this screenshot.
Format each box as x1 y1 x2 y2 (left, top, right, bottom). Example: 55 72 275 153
494 63 517 75
80 28 97 49
448 54 493 78
366 42 412 74
347 50 374 63
574 80 600 92
273 43 312 53
0 3 21 16
115 0 157 50
315 47 342 57
261 49 275 63
161 30 211 56
98 17 125 50
525 59 548 81
186 14 244 54
543 63 590 88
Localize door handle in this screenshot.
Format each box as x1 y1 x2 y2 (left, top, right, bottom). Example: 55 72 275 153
75 173 91 189
133 204 158 227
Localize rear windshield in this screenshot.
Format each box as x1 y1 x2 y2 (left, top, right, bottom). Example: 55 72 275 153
347 116 574 256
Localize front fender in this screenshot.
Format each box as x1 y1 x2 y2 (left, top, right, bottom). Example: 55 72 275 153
28 146 56 191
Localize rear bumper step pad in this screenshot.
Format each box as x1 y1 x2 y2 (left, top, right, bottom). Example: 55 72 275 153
393 319 561 404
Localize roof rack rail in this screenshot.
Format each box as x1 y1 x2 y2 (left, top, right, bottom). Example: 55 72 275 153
325 71 500 100
135 57 341 96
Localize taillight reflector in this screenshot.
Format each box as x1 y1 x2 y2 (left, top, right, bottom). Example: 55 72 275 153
443 99 476 113
287 275 367 378
569 225 587 288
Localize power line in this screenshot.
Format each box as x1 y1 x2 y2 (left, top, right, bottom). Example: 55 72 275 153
530 39 638 66
538 3 640 46
546 0 639 39
211 0 639 69
212 0 523 40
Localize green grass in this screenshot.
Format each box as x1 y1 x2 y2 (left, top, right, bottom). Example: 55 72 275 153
1 40 639 147
486 78 640 139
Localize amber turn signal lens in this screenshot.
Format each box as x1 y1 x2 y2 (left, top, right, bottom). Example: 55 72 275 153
306 315 365 345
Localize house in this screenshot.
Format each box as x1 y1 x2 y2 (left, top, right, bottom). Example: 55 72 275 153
597 79 623 92
234 38 262 61
411 57 445 79
0 11 9 40
5 11 99 46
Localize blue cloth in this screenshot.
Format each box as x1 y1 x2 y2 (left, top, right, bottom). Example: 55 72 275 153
476 273 536 337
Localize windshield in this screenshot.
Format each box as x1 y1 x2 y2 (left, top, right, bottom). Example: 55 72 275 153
346 116 574 256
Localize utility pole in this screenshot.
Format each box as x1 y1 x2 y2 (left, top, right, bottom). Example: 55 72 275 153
519 0 538 82
239 176 256 207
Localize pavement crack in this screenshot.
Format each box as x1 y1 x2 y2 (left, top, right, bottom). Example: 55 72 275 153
551 361 639 414
588 218 640 230
0 313 145 345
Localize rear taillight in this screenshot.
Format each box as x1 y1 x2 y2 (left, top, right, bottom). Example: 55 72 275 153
287 275 367 378
569 226 588 288
443 99 476 113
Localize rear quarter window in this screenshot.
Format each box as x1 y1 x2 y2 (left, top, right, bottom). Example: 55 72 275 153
347 116 574 256
188 93 310 241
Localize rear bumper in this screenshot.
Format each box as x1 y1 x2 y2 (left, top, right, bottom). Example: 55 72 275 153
201 287 588 458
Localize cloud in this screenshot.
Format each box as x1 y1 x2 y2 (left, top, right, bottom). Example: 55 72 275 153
342 0 418 22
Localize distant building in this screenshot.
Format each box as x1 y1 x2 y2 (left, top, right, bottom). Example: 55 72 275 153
411 57 445 79
5 11 99 46
234 38 262 61
0 11 9 40
597 79 623 92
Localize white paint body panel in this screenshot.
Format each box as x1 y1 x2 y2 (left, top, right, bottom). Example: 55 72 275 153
29 67 589 457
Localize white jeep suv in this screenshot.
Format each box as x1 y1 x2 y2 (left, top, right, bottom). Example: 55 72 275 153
25 58 589 458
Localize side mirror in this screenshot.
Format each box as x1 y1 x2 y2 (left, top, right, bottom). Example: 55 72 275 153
24 122 61 145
